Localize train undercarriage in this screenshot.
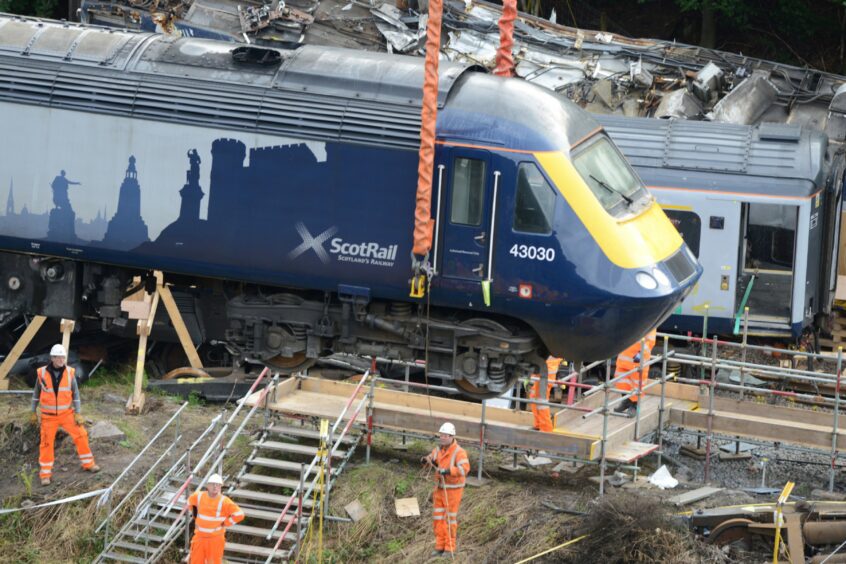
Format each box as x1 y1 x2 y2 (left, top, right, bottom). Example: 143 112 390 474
0 253 542 398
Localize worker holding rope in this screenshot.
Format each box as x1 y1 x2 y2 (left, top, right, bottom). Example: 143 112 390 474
421 422 470 558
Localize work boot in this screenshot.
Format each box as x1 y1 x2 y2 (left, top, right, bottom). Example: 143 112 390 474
85 464 101 473
41 478 51 486
430 549 444 557
614 398 635 414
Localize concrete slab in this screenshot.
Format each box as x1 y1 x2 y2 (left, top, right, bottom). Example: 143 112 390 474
344 500 367 522
88 420 125 442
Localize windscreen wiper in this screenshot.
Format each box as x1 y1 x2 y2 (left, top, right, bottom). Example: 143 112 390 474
589 174 633 205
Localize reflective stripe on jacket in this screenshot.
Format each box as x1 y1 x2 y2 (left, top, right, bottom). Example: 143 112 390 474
188 490 245 538
430 440 470 489
38 366 75 415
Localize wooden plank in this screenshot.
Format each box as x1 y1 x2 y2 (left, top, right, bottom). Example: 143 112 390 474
158 283 203 369
645 381 701 402
372 406 593 457
785 513 804 564
667 486 723 506
699 393 842 428
0 314 46 389
606 441 659 463
299 377 533 427
670 407 846 450
59 318 75 354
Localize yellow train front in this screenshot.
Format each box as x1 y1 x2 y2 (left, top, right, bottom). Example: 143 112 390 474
430 72 702 363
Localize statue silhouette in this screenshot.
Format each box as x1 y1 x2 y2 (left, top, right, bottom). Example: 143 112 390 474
51 169 81 212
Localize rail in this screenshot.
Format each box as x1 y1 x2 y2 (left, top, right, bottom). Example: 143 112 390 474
263 369 372 563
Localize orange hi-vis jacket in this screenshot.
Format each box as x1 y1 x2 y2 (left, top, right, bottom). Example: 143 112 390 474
37 366 76 415
429 440 470 489
187 490 245 538
615 331 657 400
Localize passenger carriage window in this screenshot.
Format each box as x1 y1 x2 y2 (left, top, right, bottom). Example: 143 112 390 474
450 158 486 226
664 210 702 258
513 163 555 234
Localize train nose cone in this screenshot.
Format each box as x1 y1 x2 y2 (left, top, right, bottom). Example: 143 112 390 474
556 248 702 362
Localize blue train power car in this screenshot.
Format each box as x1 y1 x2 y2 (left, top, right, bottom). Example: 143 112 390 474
0 16 700 397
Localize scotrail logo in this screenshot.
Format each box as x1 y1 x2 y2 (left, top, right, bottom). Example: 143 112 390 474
289 222 398 267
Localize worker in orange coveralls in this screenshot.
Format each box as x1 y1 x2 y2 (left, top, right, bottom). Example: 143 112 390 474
30 343 99 486
529 357 564 432
421 422 471 558
187 473 245 564
614 330 657 414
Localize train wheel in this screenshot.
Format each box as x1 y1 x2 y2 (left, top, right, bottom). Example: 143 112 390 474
264 351 316 374
452 318 522 399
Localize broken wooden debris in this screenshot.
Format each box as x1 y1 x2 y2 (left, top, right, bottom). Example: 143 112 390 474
395 497 420 517
667 486 723 506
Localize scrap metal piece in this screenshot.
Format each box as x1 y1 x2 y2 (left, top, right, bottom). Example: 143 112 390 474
629 59 653 88
710 71 778 125
238 0 313 36
691 61 724 103
654 88 703 119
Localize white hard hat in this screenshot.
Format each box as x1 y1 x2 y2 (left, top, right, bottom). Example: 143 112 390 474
207 473 224 485
438 422 456 436
50 344 67 357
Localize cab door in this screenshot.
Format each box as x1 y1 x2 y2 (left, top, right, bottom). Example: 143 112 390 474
437 149 496 282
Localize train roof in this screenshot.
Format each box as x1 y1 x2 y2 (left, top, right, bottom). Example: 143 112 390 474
598 114 829 198
0 14 599 152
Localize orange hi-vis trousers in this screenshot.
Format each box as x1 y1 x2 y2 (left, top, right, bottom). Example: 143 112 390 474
190 534 226 564
529 378 554 432
433 485 463 553
39 411 95 479
530 357 562 432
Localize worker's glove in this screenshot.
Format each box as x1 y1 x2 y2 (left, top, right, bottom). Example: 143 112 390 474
73 413 85 426
420 456 431 465
439 468 449 476
29 412 38 427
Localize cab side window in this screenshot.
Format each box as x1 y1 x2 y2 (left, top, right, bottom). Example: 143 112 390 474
513 163 555 235
450 158 486 226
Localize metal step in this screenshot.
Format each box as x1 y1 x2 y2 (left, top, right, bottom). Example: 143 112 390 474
228 523 298 541
247 456 337 475
112 540 157 554
133 518 179 531
252 440 345 458
239 473 302 489
224 542 290 560
228 488 314 508
123 529 166 543
266 424 358 444
100 553 147 564
242 506 308 523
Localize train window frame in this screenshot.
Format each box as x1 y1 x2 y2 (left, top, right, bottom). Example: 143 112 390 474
512 162 556 235
571 135 648 218
663 209 702 258
449 157 486 226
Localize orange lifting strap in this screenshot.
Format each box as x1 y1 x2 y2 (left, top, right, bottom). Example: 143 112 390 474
411 0 444 260
494 0 517 77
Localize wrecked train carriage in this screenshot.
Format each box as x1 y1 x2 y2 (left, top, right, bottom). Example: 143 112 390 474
598 115 838 339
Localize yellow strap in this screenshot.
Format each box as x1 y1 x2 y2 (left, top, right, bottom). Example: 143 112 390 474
513 534 588 564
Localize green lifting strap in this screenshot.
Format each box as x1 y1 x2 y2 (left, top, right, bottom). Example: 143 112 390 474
733 275 756 335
